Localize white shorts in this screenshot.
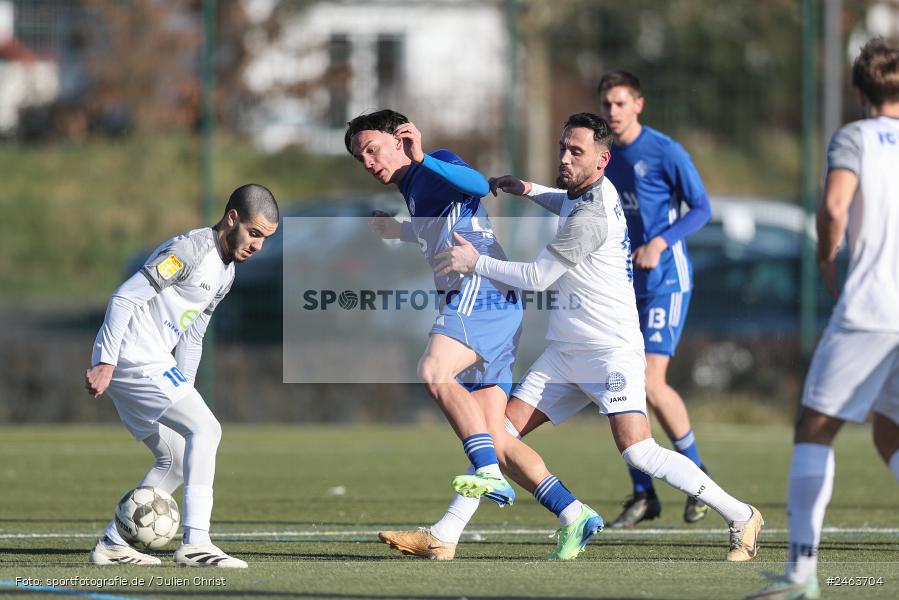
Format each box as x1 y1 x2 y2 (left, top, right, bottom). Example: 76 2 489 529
802 325 899 424
107 362 196 440
512 342 647 424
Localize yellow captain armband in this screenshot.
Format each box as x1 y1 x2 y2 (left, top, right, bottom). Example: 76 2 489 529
156 255 184 281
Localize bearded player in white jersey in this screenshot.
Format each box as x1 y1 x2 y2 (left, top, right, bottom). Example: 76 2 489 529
85 184 279 568
382 113 763 562
747 38 899 600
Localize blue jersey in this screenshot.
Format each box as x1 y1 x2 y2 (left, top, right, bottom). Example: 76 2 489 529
398 149 518 311
605 126 711 297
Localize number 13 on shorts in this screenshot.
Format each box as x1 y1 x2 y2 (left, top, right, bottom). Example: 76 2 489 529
638 291 691 357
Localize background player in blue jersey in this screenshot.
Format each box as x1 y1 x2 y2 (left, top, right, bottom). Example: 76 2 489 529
598 71 713 528
344 110 523 511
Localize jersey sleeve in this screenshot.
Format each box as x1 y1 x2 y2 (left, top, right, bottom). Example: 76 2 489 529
827 123 863 175
546 199 608 267
174 310 210 382
140 237 202 291
658 142 711 246
474 247 569 292
526 183 566 216
91 272 159 366
421 150 490 198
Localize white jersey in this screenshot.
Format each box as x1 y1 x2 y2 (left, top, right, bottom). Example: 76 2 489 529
827 116 899 332
530 178 644 350
92 227 235 369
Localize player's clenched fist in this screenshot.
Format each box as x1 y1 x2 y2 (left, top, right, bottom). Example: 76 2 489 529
393 122 425 164
85 363 115 397
369 210 402 239
488 175 531 197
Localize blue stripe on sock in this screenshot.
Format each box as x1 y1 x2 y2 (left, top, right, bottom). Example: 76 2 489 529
533 475 576 517
629 466 655 495
673 430 703 467
534 475 559 501
462 433 498 471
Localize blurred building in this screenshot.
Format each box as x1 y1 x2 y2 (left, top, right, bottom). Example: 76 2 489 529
240 0 509 154
0 0 59 136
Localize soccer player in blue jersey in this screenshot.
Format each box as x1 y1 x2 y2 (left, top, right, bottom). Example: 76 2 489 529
598 71 714 528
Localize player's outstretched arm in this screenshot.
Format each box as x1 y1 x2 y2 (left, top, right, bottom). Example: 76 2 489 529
434 233 569 292
492 176 565 216
417 151 490 198
816 169 857 299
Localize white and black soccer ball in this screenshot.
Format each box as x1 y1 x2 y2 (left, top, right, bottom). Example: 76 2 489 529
114 486 180 550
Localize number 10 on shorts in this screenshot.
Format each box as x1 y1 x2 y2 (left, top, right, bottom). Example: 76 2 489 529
162 367 188 387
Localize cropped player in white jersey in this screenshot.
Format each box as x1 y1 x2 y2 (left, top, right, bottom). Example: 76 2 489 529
748 38 899 600
427 113 763 561
85 184 279 568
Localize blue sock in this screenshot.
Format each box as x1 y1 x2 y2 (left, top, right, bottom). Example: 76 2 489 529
628 466 656 496
462 433 499 471
533 475 576 516
672 429 703 468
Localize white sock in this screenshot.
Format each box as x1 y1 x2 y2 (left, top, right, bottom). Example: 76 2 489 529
183 526 212 545
476 463 503 477
785 443 834 584
102 519 128 547
622 438 752 523
559 500 584 526
889 450 899 482
431 495 480 543
431 465 479 543
182 485 214 545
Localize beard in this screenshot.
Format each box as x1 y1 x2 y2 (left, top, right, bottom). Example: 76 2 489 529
225 226 245 263
556 170 588 192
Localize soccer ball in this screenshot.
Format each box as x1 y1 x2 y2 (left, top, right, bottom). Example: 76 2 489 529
114 486 180 550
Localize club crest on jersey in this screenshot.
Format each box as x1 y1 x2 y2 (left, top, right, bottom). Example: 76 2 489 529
634 160 649 178
606 371 627 392
157 255 184 281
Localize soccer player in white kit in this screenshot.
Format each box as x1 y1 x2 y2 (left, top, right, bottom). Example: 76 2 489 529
747 38 899 600
435 113 763 562
85 184 279 568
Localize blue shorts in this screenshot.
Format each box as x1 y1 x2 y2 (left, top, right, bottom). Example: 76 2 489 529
431 280 522 397
637 290 691 357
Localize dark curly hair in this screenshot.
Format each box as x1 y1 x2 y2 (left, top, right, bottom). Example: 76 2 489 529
344 110 410 154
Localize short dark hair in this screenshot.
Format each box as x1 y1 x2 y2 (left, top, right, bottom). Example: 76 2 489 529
597 70 642 98
225 184 279 223
852 38 899 107
344 109 410 154
563 112 613 149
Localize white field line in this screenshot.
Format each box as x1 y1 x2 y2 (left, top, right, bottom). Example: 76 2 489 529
0 527 897 540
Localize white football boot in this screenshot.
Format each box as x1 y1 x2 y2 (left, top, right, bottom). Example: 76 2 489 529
174 543 248 568
88 537 161 566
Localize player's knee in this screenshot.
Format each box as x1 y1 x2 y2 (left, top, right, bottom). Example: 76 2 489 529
644 378 668 403
207 417 223 447
417 356 449 389
621 438 665 476
192 414 222 449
